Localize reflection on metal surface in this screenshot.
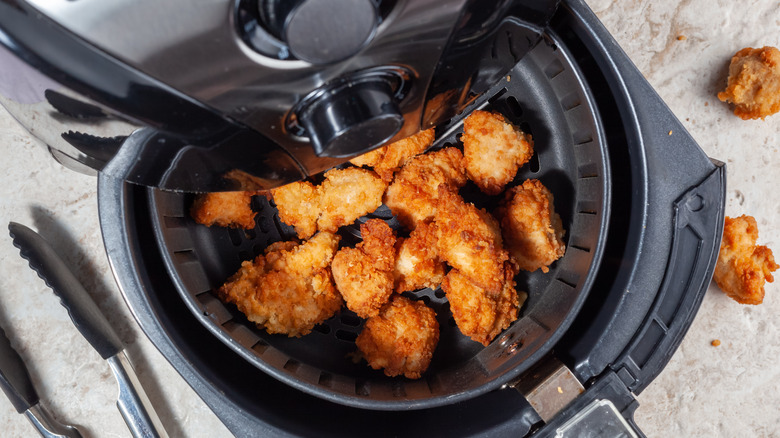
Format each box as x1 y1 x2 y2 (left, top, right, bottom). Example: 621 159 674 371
512 356 585 423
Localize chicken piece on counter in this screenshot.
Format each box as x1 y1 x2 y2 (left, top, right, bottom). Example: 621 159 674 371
349 129 435 182
495 179 566 273
355 295 439 379
461 110 534 195
218 231 343 337
714 215 778 304
317 167 388 232
441 264 524 346
384 147 467 229
434 187 509 296
717 46 780 120
271 167 387 239
190 191 257 229
331 219 397 318
271 181 320 239
394 220 445 293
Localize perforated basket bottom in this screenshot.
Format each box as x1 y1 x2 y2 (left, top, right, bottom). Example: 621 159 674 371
149 33 609 410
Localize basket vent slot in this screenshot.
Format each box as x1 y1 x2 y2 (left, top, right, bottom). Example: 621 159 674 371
335 329 358 343
356 380 370 396
544 58 564 79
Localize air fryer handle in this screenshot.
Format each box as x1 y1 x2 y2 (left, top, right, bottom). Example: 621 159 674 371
611 163 726 394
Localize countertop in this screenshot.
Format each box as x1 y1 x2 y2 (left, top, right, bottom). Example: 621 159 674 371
1 1 779 436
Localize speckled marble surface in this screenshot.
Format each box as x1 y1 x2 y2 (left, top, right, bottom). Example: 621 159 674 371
1 1 779 437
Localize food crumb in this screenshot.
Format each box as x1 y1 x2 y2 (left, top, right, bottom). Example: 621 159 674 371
711 339 721 347
507 75 511 82
557 386 563 394
668 130 673 136
677 35 687 41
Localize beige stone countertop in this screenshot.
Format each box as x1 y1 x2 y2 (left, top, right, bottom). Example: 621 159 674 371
1 1 779 436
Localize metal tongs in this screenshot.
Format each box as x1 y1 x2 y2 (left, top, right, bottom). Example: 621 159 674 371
2 223 168 438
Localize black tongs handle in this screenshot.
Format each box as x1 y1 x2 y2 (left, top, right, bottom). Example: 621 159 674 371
0 325 38 413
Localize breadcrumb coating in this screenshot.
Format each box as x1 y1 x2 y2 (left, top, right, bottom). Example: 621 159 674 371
384 147 467 229
271 181 320 239
318 168 388 232
271 168 387 239
434 187 509 296
394 220 445 293
462 110 534 195
496 179 566 273
718 46 780 120
714 215 778 304
331 219 397 318
218 232 342 336
355 295 439 379
190 191 257 229
441 264 524 346
350 129 435 182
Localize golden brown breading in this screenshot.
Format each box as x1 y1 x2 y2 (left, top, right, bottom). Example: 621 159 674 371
441 264 525 346
218 232 343 337
355 295 439 379
350 129 435 182
271 181 320 239
384 147 467 229
271 168 386 239
434 187 509 296
462 110 534 195
496 179 566 273
394 220 445 293
718 46 780 120
318 167 387 232
714 215 778 304
331 219 397 318
190 191 257 229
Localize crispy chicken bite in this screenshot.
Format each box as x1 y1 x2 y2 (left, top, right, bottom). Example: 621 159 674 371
331 219 397 318
190 191 257 229
496 179 566 273
355 295 439 379
218 232 342 337
394 220 445 293
718 46 780 120
714 215 778 304
434 187 509 296
271 168 386 239
318 167 387 232
350 129 435 182
271 181 320 239
462 110 534 195
384 147 467 229
442 264 524 346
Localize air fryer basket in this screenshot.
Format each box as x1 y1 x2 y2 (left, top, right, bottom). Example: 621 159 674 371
149 33 610 410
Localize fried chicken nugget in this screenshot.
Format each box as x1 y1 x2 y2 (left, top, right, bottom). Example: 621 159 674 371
394 220 445 293
714 215 778 304
218 232 343 337
462 110 534 195
441 264 525 346
350 129 435 182
718 46 780 120
434 187 509 296
331 219 397 318
355 295 439 379
318 167 387 232
496 179 566 273
384 147 467 229
272 168 387 239
190 191 257 229
271 181 320 239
